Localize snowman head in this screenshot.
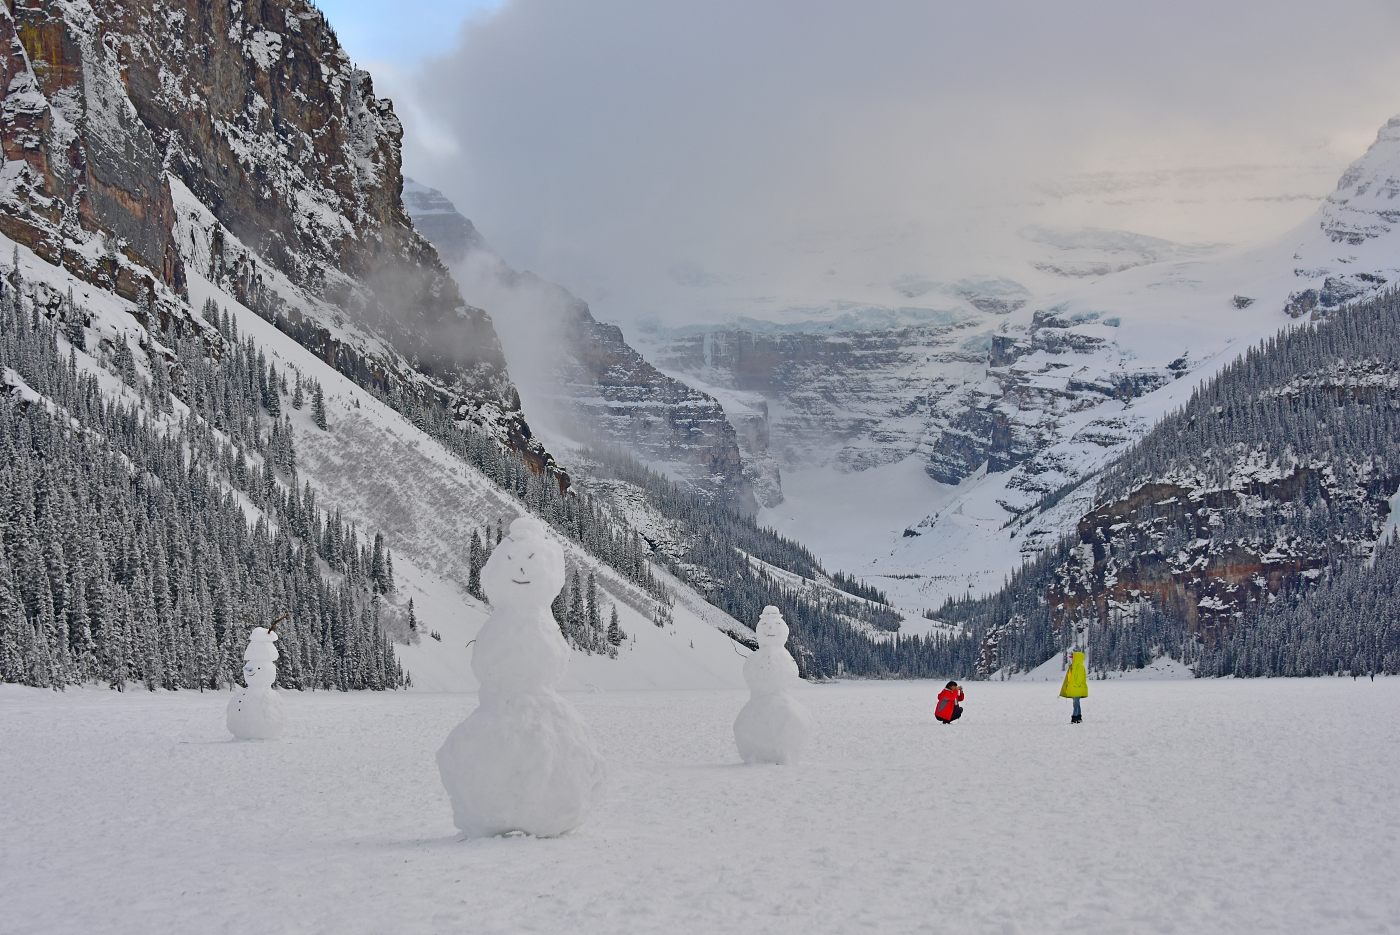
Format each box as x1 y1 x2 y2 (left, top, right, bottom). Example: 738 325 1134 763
481 516 566 607
243 659 275 689
756 605 789 647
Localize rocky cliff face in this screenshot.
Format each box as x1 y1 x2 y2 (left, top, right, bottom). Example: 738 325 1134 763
404 181 760 510
1280 115 1400 323
643 316 985 476
559 309 755 511
1018 351 1400 653
0 0 536 454
1 0 182 304
637 296 1163 509
402 179 486 267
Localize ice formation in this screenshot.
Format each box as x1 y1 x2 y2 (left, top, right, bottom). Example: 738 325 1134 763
436 516 606 837
734 605 812 764
226 626 285 741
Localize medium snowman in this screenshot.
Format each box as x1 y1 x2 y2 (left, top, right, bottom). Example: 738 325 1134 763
226 625 285 741
734 605 812 764
436 516 606 837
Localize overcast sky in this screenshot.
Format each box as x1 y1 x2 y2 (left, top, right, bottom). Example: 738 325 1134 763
334 0 1400 322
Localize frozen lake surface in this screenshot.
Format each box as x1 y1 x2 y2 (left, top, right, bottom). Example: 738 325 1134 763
2 678 1397 934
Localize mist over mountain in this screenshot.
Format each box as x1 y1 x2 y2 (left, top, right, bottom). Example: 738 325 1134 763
392 0 1400 329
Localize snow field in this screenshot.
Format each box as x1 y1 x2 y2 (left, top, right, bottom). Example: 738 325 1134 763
2 678 1397 935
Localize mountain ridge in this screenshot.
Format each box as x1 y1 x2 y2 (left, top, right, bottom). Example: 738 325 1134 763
403 179 772 511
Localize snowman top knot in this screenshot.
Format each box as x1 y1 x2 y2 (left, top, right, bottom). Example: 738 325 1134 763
482 515 566 606
244 625 280 662
756 605 789 647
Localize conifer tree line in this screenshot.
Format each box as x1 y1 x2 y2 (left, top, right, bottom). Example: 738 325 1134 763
0 268 404 690
1200 533 1400 676
577 450 977 679
936 289 1400 678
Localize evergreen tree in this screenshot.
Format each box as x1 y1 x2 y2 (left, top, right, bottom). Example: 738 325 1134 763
607 605 623 650
468 529 484 599
311 383 327 430
62 287 85 351
586 573 600 649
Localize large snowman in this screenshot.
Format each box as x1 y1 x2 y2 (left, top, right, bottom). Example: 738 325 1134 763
226 625 285 741
437 516 606 837
734 605 812 764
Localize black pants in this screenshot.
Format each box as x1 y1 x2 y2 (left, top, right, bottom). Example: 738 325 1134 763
940 705 963 723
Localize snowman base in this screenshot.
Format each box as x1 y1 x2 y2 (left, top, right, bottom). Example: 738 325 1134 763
436 691 605 838
734 693 812 765
226 689 285 741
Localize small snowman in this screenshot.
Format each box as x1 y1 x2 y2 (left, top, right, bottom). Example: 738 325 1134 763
734 605 812 765
226 621 285 741
436 516 605 837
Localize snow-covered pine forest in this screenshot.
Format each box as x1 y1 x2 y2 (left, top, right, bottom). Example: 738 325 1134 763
0 264 406 690
936 287 1400 677
0 262 671 689
0 270 403 685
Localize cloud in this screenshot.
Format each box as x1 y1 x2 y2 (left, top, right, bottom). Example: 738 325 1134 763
391 0 1400 323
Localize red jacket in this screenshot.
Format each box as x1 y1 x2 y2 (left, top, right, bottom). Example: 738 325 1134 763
935 686 964 722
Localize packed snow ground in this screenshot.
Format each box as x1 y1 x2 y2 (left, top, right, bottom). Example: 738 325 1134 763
3 679 1396 935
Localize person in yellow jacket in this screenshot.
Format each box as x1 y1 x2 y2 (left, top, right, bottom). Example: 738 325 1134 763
1060 650 1088 723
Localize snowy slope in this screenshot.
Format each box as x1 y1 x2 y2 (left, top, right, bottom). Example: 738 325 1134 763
3 203 746 693
170 189 746 691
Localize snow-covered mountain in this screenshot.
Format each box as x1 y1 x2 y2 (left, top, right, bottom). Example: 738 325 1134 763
938 285 1400 679
2 0 953 694
916 118 1400 677
622 116 1400 622
0 0 545 458
0 0 759 692
403 181 770 511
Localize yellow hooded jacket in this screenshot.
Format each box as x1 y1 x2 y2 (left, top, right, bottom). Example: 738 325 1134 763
1059 650 1088 698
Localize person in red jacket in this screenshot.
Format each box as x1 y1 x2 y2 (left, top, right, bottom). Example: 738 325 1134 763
935 680 964 724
